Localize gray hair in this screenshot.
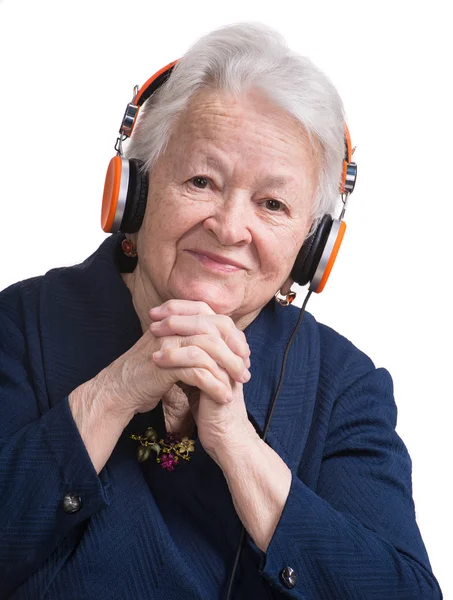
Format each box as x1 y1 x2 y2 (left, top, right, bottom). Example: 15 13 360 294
125 22 346 232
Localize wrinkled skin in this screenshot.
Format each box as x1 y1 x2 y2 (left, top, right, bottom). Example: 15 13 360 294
117 86 320 451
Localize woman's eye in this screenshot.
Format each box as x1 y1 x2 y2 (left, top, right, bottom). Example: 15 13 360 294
191 176 209 189
264 199 285 212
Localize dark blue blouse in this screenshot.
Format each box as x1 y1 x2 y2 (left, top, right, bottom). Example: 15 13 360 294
0 234 442 599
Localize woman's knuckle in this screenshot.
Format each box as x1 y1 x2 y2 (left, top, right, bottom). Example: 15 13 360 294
221 315 235 328
160 337 175 352
166 315 177 327
198 301 213 314
187 345 201 360
166 299 178 311
158 346 171 360
195 315 208 330
194 367 208 382
235 354 244 368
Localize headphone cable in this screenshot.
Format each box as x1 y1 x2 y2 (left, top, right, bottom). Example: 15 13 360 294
224 289 313 599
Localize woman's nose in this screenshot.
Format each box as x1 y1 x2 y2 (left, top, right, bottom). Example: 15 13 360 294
202 195 253 246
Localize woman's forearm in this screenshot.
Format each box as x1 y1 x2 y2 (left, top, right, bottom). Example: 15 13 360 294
68 372 134 474
218 434 292 552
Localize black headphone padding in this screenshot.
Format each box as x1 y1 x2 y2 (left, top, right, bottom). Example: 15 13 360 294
291 215 333 285
120 159 148 233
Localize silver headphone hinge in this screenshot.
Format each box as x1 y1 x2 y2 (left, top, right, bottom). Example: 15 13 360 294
119 102 139 138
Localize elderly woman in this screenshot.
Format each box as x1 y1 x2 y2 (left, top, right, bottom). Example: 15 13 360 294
0 23 442 600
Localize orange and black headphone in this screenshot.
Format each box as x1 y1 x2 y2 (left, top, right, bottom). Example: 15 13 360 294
101 61 357 294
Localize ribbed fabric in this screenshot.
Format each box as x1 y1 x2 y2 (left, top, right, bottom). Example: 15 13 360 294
0 234 442 599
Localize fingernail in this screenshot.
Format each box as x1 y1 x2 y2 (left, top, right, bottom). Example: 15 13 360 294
226 394 234 403
242 369 251 383
153 351 163 359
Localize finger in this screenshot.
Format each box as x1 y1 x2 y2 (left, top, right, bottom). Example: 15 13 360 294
178 335 250 383
153 345 231 388
179 369 231 405
167 362 232 405
150 314 250 362
149 300 215 320
157 335 252 375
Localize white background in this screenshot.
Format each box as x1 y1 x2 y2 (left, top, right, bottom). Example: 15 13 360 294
0 0 451 595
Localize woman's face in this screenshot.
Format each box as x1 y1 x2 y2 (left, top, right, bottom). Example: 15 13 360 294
134 87 321 326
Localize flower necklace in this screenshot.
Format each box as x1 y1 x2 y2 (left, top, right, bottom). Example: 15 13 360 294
130 426 195 472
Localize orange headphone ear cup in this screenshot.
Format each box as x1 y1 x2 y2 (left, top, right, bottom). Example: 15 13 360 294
101 156 124 233
291 215 333 286
312 220 346 293
101 157 148 233
119 158 148 233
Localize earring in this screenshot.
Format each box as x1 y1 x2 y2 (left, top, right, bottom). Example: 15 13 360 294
275 290 296 306
122 238 137 258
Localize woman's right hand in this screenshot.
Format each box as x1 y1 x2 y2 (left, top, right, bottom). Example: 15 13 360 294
69 299 250 474
94 299 250 420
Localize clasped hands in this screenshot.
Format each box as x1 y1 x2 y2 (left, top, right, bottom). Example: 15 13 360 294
113 299 258 464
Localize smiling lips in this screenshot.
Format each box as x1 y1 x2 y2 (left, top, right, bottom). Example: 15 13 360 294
185 249 247 272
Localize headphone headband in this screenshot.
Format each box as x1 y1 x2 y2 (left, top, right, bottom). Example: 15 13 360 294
119 60 178 140
118 61 356 197
134 60 178 108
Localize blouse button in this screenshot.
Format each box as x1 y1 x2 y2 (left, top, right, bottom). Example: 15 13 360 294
280 566 297 589
62 493 82 513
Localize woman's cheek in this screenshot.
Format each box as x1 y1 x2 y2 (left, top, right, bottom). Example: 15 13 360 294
260 223 302 266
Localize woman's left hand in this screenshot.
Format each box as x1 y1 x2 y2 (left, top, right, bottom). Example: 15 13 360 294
151 300 291 554
149 300 259 462
173 376 257 466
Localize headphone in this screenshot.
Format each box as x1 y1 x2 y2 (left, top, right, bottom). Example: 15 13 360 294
101 61 357 294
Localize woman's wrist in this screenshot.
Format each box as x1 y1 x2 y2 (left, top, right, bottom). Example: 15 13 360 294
90 367 138 424
217 432 292 552
68 375 135 474
206 419 261 467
